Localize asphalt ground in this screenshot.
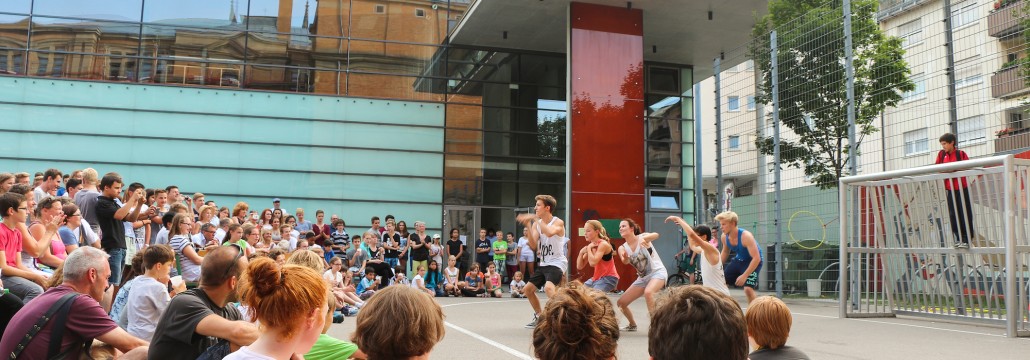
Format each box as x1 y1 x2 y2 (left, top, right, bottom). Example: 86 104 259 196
326 288 1030 359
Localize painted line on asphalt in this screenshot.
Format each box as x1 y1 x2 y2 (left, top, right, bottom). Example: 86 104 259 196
441 299 534 360
792 312 1030 339
444 321 533 360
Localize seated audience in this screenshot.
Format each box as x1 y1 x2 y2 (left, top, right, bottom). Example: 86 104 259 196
0 192 49 302
351 285 444 360
148 245 259 360
168 213 203 283
532 281 618 360
224 257 328 359
510 271 526 298
461 263 486 297
746 296 811 360
356 270 378 300
649 285 749 360
0 247 148 359
127 244 186 341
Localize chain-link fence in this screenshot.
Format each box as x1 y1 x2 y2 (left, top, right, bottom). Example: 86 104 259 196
701 0 1030 300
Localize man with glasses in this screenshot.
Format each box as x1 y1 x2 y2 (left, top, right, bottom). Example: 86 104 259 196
191 223 220 250
149 245 259 360
0 246 149 359
0 192 55 302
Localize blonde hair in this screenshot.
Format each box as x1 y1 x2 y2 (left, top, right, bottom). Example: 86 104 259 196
714 211 739 225
351 286 445 359
584 220 610 241
81 168 99 186
745 296 793 350
287 249 325 273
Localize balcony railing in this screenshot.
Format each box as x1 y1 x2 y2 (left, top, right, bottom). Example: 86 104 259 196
988 1 1027 38
994 129 1030 153
990 66 1029 98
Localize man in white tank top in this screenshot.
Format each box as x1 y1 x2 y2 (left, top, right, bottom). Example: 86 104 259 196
667 216 730 296
515 194 566 329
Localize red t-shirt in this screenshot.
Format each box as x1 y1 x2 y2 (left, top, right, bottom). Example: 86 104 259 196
0 223 22 268
935 149 969 190
0 285 118 358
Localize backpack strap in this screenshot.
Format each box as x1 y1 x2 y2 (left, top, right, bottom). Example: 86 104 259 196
47 292 89 360
8 293 79 360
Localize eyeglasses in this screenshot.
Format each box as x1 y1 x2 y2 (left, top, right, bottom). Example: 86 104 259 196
222 244 244 280
71 213 82 217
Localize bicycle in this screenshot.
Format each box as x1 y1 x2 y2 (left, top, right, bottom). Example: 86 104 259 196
666 254 701 288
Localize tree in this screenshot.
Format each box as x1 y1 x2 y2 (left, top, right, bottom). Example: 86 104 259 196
749 0 914 189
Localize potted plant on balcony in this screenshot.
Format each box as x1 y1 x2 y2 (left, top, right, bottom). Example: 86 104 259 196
996 127 1015 138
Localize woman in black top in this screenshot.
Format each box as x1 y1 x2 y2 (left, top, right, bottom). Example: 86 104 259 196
446 228 466 278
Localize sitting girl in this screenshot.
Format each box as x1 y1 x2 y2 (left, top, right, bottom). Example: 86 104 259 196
510 271 527 298
485 262 503 298
461 263 486 297
444 255 462 297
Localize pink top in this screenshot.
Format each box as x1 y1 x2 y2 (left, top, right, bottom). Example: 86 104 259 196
0 223 22 267
591 242 621 281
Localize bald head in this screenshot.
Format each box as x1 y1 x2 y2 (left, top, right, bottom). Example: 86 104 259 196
200 245 247 287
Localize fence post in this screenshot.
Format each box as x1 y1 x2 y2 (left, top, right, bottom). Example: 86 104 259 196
942 0 959 136
770 30 783 298
843 0 857 177
695 83 704 221
1003 156 1017 337
715 57 723 214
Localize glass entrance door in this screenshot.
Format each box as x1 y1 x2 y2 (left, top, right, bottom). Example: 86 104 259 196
443 206 479 277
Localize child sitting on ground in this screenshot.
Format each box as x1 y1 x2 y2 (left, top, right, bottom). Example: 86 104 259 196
510 271 527 298
461 263 486 297
356 270 378 300
410 266 434 296
485 262 503 298
393 266 408 287
444 255 462 297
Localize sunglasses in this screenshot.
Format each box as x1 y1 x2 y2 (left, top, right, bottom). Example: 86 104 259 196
221 244 244 280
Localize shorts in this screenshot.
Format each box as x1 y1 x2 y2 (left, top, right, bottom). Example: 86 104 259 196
681 255 698 273
385 257 399 269
724 258 762 289
527 265 564 289
631 268 668 288
519 253 534 262
584 275 619 292
106 248 126 285
124 236 139 266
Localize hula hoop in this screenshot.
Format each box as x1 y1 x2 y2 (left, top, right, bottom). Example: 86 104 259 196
788 210 827 250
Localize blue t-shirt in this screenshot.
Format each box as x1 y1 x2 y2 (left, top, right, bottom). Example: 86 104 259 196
58 226 78 246
357 277 375 294
465 274 482 289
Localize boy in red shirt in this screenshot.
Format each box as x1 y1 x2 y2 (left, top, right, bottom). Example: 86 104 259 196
935 133 973 248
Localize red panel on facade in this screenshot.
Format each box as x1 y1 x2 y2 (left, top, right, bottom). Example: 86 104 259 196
568 2 645 290
570 2 643 36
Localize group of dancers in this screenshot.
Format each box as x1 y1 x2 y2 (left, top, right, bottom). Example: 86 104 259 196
517 194 764 331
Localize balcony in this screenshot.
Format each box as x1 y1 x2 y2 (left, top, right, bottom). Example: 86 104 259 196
988 1 1026 38
991 66 1029 98
995 129 1030 153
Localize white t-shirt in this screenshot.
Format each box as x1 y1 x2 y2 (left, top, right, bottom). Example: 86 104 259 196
411 274 425 289
517 237 534 257
444 267 459 284
535 217 568 272
153 227 170 246
223 346 276 360
126 276 171 341
323 269 344 287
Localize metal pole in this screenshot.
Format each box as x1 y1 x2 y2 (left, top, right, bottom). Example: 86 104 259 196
842 0 861 312
1003 156 1017 337
715 58 723 214
844 0 857 177
942 0 959 136
770 30 783 298
839 179 849 318
695 83 704 221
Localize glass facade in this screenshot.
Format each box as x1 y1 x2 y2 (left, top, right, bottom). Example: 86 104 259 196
0 0 695 229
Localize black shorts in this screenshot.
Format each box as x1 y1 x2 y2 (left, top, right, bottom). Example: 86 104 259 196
527 265 564 289
724 258 762 289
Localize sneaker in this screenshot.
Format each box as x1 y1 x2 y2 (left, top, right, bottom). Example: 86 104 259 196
524 314 538 329
621 324 638 332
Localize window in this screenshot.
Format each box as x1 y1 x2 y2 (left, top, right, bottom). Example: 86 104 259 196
728 135 741 150
36 54 48 76
374 4 385 13
415 8 426 17
902 73 926 102
898 19 922 48
951 1 978 29
958 116 986 146
954 66 983 89
904 128 930 155
747 96 756 111
728 96 740 111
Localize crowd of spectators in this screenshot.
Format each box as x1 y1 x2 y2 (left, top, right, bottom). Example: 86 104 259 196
0 167 810 359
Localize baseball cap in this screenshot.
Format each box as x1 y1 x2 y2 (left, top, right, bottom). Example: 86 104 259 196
432 233 441 239
272 198 281 203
